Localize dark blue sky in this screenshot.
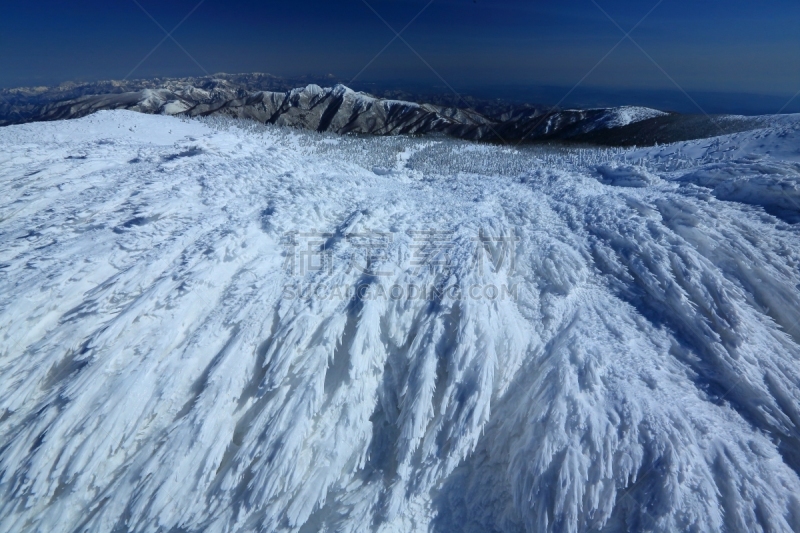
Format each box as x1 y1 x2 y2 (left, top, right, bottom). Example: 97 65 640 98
2 0 799 113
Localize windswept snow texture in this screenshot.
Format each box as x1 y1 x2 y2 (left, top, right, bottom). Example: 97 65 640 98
2 111 800 533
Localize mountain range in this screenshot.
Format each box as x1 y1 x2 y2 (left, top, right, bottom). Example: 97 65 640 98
0 73 779 145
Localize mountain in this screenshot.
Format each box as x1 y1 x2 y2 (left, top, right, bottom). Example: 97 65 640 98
1 109 800 532
0 74 768 145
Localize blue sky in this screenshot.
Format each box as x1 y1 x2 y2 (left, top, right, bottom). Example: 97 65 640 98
2 0 799 113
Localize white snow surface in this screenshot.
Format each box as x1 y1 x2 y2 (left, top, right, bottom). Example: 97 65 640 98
601 106 668 128
572 106 668 133
1 111 800 533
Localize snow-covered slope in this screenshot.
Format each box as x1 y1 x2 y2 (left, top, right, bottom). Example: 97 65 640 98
1 111 800 533
587 106 669 129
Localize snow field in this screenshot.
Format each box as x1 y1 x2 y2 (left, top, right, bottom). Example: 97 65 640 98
1 111 800 532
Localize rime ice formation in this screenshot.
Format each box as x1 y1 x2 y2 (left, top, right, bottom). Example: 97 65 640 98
1 111 800 532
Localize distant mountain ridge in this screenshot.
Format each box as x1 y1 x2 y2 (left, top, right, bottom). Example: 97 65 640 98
0 73 772 145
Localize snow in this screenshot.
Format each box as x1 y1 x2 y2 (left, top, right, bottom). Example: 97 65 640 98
161 100 192 115
595 163 661 187
601 105 668 128
626 115 800 222
1 110 800 533
568 106 668 134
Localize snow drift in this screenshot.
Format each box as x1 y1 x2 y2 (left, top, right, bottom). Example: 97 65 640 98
1 111 800 533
